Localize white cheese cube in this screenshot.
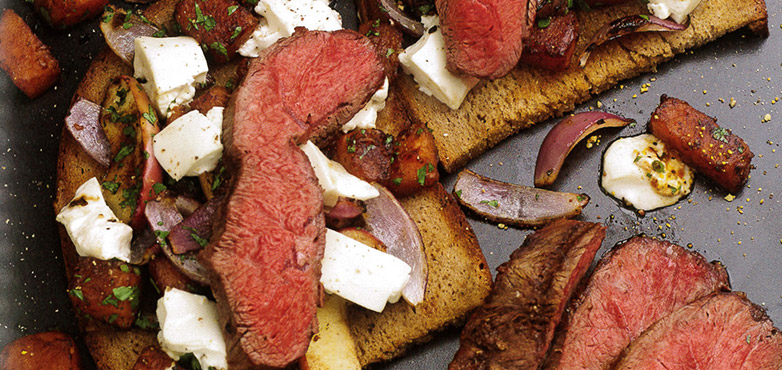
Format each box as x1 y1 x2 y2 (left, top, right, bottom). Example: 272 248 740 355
55 177 132 262
299 141 379 207
647 0 702 24
133 36 209 116
341 78 389 133
398 16 479 110
239 0 342 57
321 229 411 312
157 288 227 370
152 108 224 181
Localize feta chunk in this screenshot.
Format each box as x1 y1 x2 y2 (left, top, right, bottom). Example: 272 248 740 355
321 229 411 312
239 0 342 57
341 78 389 133
601 134 694 211
398 16 479 110
299 141 379 207
133 36 209 116
157 288 227 370
56 177 132 262
647 0 702 24
152 107 224 181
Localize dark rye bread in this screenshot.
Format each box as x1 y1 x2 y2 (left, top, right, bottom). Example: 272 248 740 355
397 0 769 172
347 183 491 366
54 1 491 370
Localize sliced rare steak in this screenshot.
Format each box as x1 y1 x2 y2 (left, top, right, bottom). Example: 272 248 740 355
436 0 534 79
616 292 782 369
205 29 384 369
449 219 606 369
553 237 730 370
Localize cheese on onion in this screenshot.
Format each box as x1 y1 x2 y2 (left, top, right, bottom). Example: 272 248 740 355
601 134 694 211
300 141 379 207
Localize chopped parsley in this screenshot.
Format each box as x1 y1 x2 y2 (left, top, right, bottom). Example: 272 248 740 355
417 163 434 186
112 286 137 301
480 199 500 208
537 17 551 28
210 42 228 57
385 48 395 57
135 314 158 330
712 127 730 143
114 144 135 162
639 14 650 20
70 288 84 301
359 144 376 160
154 230 170 246
392 177 402 185
122 11 133 29
455 189 462 198
212 166 226 191
119 182 141 209
633 155 642 163
152 28 167 38
122 126 136 138
152 182 167 195
227 5 239 15
192 3 217 31
120 264 130 273
418 4 432 14
107 314 118 323
142 105 157 124
102 180 120 194
230 26 242 40
102 294 119 307
576 194 586 202
101 6 114 23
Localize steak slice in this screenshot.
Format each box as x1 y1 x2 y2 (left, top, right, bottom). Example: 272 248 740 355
554 237 730 370
449 219 606 369
616 292 782 370
205 28 384 369
436 0 534 80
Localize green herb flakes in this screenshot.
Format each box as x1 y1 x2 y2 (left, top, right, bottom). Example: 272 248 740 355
480 199 500 208
712 127 730 143
227 5 239 15
70 288 84 301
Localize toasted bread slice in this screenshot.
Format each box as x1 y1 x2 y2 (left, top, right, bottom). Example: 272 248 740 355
397 0 768 172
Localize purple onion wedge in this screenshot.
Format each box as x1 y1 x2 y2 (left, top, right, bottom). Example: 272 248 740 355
580 15 687 67
99 6 160 65
362 184 428 306
535 111 634 187
454 169 590 227
379 0 425 37
65 98 111 168
168 197 221 255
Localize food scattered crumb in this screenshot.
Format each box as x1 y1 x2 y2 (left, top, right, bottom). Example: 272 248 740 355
729 97 737 108
724 194 736 202
762 113 772 122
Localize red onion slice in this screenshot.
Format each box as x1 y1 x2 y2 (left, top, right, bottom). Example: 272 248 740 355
145 198 211 285
535 111 634 187
99 7 160 65
379 0 424 37
580 15 687 67
362 184 428 306
65 98 111 168
168 197 220 255
454 169 590 227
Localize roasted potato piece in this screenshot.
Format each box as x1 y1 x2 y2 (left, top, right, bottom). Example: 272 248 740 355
68 258 142 329
168 85 231 123
520 13 579 72
174 0 259 63
0 331 82 370
301 295 361 370
358 21 403 82
148 255 201 294
0 10 60 98
131 346 182 370
338 227 387 252
31 0 107 28
334 128 395 184
386 123 440 197
650 95 754 194
100 76 163 229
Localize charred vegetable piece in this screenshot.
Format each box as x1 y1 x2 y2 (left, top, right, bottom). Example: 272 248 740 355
455 169 590 227
168 197 220 254
649 95 753 193
0 10 60 98
174 0 259 63
168 85 231 123
377 0 425 36
334 128 395 184
131 346 183 370
0 331 82 370
100 76 163 230
520 13 579 72
362 184 427 305
68 258 142 329
99 6 160 66
149 256 201 294
387 124 440 197
338 227 387 252
65 98 111 167
580 15 687 67
325 198 365 229
31 0 107 28
535 111 634 187
536 0 570 19
358 20 404 82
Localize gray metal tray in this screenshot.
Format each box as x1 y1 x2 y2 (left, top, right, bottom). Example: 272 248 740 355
1 0 779 368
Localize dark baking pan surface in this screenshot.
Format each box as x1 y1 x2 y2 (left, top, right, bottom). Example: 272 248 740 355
0 0 780 368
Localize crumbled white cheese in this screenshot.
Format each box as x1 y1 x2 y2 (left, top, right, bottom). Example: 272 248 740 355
398 16 479 110
341 78 389 133
56 177 133 262
647 0 702 24
133 36 209 116
602 134 694 211
299 141 379 207
152 107 223 181
157 288 227 370
239 0 342 57
321 229 411 312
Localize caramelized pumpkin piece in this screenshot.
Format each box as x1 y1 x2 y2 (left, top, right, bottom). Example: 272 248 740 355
386 123 440 197
68 257 142 329
0 10 60 98
0 331 82 370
